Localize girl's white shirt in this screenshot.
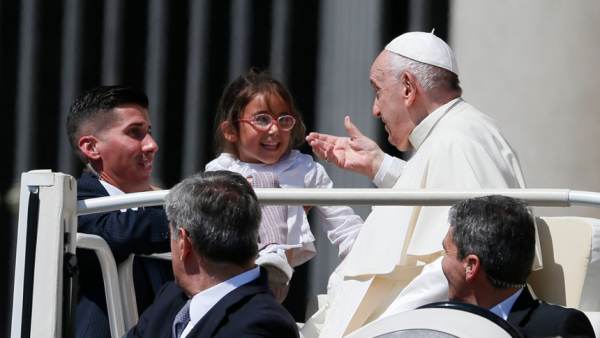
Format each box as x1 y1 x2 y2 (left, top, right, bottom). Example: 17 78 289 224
206 150 364 267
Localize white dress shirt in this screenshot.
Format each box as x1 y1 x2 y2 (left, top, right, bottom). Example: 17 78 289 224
489 288 523 320
181 266 260 338
99 180 139 211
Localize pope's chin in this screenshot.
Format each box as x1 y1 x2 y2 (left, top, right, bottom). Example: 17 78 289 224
389 135 412 152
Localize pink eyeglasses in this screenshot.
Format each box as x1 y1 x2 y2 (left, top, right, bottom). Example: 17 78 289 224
236 114 296 131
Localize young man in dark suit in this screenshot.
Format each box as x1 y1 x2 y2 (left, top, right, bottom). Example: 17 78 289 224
66 86 172 338
127 171 299 338
442 195 595 337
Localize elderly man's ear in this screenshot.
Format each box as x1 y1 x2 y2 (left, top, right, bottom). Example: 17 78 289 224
78 136 101 160
464 254 481 283
177 227 194 262
401 72 418 107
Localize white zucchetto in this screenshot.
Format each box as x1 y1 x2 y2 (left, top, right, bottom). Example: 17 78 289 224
385 29 459 76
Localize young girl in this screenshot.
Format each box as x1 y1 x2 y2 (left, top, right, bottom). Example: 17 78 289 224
205 70 363 299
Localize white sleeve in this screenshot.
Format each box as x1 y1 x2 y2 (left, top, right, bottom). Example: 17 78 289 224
372 154 406 188
310 163 364 259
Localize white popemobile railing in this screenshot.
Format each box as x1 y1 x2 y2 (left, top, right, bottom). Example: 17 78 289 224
79 188 592 214
74 188 600 338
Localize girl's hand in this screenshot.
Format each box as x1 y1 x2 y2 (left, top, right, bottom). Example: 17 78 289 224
306 116 385 179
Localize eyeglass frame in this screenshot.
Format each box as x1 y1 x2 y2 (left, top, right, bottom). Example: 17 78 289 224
235 113 296 131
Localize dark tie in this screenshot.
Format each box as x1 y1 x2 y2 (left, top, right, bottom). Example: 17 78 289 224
172 301 191 338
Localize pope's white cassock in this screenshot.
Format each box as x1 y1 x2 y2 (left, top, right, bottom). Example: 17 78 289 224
301 98 542 338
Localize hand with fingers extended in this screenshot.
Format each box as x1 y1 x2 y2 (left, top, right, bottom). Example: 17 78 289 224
306 116 386 179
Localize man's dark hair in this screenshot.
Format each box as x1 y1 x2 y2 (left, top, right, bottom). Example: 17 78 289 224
66 85 149 163
164 171 261 266
448 195 535 289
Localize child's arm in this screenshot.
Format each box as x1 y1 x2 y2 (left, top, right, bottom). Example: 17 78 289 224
316 205 364 259
307 161 364 259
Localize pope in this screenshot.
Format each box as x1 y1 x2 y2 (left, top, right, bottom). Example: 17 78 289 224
303 30 541 338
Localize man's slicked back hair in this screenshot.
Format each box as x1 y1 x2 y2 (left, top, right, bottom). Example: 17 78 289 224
66 85 149 163
448 195 535 288
165 171 261 266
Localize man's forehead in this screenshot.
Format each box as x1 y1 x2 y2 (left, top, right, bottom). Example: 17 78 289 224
110 104 151 126
370 52 389 85
369 66 385 87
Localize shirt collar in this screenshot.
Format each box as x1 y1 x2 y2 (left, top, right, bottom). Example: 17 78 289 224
188 266 260 327
489 288 523 320
408 98 461 151
99 180 139 211
99 180 125 196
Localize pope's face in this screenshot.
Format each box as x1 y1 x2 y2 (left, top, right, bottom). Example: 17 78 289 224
441 227 470 302
95 104 158 193
370 50 417 152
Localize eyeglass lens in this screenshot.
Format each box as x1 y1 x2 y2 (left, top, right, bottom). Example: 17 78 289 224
254 114 294 130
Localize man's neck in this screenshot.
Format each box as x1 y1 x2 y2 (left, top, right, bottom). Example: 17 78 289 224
423 94 461 116
475 286 522 311
96 170 148 193
183 259 255 298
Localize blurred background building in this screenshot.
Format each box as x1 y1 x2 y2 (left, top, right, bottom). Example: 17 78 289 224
1 0 599 335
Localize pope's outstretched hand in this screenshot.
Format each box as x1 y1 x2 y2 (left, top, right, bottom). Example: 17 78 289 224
306 116 386 179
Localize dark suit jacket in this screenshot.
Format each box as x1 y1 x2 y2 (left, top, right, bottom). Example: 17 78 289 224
507 288 595 337
127 267 300 338
76 172 173 338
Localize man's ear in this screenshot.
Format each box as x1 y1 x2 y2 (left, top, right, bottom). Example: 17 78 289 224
401 72 417 107
464 254 481 283
178 228 194 261
221 121 237 143
78 136 101 160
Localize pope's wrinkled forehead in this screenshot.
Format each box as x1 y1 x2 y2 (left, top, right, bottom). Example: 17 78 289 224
369 50 391 88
